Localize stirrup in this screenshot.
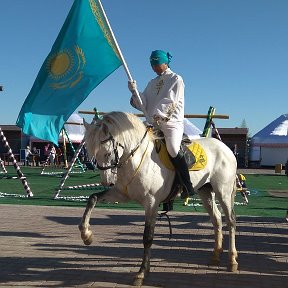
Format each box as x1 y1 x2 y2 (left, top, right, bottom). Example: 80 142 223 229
180 185 195 199
162 201 174 212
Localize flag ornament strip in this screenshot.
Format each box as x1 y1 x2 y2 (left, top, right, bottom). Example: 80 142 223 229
16 0 122 144
89 0 120 58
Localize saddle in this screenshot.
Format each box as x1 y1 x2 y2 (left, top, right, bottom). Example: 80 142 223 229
154 132 207 212
154 134 207 171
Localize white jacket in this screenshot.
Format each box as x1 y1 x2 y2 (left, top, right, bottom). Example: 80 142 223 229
131 68 185 125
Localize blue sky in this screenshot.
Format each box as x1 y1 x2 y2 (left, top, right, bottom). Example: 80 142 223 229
0 0 287 137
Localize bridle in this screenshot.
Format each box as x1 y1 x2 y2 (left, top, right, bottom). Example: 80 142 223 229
96 128 149 171
96 133 124 171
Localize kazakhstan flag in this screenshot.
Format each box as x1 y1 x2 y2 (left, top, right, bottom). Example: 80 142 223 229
16 0 122 144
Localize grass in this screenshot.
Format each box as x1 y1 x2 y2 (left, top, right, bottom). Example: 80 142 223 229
0 166 287 218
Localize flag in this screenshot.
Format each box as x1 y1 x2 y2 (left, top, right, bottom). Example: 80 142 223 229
16 0 122 144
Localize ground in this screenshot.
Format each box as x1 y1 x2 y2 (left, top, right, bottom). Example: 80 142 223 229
0 204 287 288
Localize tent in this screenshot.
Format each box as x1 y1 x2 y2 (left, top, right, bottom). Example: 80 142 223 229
30 113 85 144
249 113 288 166
183 118 202 140
58 113 85 143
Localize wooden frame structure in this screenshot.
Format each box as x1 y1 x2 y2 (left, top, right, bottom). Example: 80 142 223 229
0 127 33 197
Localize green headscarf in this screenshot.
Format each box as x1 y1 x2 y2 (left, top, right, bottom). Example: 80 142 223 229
150 50 172 66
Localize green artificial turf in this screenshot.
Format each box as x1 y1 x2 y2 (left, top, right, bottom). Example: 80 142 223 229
0 166 287 218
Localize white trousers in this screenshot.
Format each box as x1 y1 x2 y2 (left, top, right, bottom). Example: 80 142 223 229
160 121 184 158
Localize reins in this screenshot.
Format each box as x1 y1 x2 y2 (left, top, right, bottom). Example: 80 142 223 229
118 128 149 168
122 139 150 195
96 128 149 170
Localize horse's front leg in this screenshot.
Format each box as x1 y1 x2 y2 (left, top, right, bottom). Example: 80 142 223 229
79 187 129 245
134 208 158 286
78 192 101 245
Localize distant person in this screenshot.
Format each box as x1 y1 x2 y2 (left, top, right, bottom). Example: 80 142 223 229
55 147 63 167
233 144 239 160
49 144 56 166
43 143 50 161
25 146 33 166
31 147 40 166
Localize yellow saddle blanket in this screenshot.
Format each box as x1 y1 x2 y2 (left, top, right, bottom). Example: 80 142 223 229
155 140 207 171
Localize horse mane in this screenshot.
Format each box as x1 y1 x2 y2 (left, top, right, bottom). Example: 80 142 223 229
102 111 151 149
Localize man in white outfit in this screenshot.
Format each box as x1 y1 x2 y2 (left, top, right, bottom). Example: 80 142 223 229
128 50 194 198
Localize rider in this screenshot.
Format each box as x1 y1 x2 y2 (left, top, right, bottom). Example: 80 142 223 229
128 49 195 199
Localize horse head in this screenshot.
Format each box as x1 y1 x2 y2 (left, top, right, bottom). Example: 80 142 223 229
83 118 121 186
83 112 149 187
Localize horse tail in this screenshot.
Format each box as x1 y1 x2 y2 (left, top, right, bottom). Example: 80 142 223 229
232 176 237 200
230 176 238 223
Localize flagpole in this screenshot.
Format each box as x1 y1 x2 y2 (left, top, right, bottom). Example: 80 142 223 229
98 0 144 108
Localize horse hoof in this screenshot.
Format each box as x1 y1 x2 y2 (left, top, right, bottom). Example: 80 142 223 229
209 258 220 266
228 263 238 272
133 277 143 287
133 272 145 287
83 234 93 245
209 251 222 266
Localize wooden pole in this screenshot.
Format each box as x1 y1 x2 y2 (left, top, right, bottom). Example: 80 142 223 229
78 110 229 119
62 129 68 168
65 122 84 126
97 0 144 109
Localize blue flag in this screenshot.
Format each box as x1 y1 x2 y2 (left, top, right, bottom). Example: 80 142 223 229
16 0 122 144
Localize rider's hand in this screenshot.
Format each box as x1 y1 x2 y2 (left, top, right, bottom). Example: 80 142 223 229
128 80 137 93
153 115 169 123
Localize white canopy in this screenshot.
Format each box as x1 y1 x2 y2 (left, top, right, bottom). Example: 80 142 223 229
250 113 288 166
183 118 202 139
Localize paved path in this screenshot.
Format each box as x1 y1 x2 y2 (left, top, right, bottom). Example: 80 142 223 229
0 205 287 288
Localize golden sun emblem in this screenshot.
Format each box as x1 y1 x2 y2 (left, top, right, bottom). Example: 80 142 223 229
46 46 86 89
49 52 73 79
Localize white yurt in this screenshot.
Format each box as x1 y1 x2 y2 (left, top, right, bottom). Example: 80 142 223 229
249 113 288 166
58 113 85 143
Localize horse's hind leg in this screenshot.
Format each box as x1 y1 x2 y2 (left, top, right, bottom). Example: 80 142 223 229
219 198 238 272
198 190 223 266
134 207 158 286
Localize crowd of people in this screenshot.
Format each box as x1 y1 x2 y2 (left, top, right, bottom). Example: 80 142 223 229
24 142 88 167
25 143 59 166
24 146 40 166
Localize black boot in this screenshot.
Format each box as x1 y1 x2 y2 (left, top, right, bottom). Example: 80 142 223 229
170 151 195 199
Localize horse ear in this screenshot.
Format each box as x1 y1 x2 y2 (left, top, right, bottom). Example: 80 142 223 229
83 118 89 129
101 123 109 136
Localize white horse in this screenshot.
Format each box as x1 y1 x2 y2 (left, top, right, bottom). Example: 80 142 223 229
79 111 238 286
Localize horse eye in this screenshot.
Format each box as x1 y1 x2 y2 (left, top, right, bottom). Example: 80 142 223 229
105 152 111 160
